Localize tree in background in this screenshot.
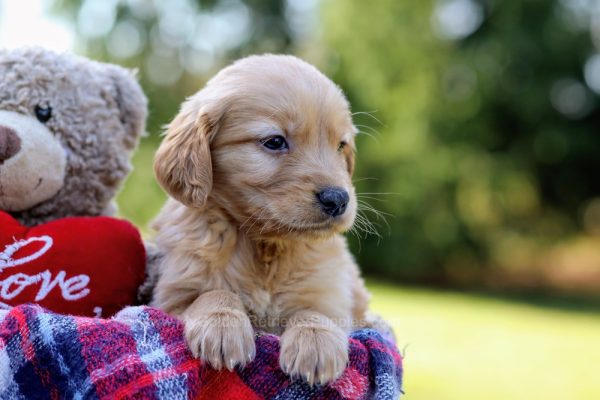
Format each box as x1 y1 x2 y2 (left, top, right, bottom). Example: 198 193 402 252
324 0 600 290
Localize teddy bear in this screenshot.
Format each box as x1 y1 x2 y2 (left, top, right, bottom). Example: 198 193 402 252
0 47 149 316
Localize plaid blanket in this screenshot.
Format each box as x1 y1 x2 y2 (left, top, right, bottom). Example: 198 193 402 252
0 305 403 399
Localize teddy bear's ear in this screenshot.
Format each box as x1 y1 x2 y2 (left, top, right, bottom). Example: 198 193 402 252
106 66 148 150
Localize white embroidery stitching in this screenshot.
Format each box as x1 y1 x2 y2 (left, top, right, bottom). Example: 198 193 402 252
0 235 53 272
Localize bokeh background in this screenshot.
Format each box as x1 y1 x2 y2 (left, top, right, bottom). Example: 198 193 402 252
2 0 599 398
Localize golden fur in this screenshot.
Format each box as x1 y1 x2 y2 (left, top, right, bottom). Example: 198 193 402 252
151 54 370 385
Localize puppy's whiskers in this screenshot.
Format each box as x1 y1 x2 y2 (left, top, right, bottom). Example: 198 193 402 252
347 195 394 245
352 110 383 145
354 124 380 142
356 195 388 203
353 212 380 237
353 177 379 183
348 211 377 250
357 200 391 231
352 110 384 126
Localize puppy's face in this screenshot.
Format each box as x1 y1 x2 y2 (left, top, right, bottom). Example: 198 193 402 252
155 55 357 239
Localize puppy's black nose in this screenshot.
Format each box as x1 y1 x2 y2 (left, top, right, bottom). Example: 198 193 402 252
0 126 20 164
317 187 349 217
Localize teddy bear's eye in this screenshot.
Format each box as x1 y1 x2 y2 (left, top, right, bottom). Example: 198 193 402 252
34 105 52 123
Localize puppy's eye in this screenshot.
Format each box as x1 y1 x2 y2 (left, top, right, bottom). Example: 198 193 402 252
338 141 347 152
34 105 52 123
261 135 289 151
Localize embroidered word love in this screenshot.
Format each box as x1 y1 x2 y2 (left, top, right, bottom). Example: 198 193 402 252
0 235 91 307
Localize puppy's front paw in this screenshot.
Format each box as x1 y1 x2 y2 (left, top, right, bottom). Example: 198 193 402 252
184 308 256 370
279 324 348 385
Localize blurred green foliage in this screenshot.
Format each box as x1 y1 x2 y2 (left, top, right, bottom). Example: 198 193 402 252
324 0 600 285
51 0 296 135
50 0 600 289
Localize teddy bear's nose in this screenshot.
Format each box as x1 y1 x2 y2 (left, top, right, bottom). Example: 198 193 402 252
0 125 21 164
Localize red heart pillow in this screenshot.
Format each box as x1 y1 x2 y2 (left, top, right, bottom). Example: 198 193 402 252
0 211 146 317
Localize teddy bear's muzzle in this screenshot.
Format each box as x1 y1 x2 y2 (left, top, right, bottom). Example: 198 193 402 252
0 125 21 164
0 110 67 212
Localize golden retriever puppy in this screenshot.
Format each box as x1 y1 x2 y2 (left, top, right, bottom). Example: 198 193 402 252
151 54 370 385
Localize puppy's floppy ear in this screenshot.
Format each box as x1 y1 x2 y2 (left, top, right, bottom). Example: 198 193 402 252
154 98 221 208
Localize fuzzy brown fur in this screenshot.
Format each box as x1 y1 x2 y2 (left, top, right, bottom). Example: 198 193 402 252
151 55 371 385
0 48 147 226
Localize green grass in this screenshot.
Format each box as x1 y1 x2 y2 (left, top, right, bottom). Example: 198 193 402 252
366 281 600 400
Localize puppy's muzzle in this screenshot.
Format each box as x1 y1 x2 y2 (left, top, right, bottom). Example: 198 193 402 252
0 126 21 164
316 187 349 217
